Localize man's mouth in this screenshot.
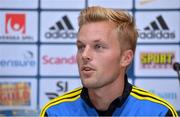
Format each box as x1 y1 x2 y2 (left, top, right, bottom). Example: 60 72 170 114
83 67 93 71
81 66 95 71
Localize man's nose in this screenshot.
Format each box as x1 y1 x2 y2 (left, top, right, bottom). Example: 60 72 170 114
82 46 92 61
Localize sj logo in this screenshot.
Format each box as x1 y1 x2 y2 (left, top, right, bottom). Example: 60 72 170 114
5 13 26 34
46 81 68 100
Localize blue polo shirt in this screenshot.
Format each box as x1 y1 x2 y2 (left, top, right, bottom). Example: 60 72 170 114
40 76 178 116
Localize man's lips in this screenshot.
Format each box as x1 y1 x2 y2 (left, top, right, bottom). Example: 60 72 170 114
81 66 95 77
81 66 95 71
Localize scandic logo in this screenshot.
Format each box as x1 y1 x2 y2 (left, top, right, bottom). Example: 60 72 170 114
5 13 26 34
139 15 175 39
45 15 77 39
42 55 76 64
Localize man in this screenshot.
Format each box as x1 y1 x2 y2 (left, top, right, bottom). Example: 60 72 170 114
40 6 178 116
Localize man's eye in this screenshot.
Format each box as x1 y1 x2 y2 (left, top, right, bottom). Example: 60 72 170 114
95 44 103 49
77 45 85 51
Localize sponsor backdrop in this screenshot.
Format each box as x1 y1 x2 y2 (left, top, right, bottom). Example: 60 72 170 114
0 0 180 116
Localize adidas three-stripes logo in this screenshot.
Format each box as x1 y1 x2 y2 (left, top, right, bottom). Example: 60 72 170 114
45 15 77 39
139 15 175 39
50 15 74 31
144 15 169 30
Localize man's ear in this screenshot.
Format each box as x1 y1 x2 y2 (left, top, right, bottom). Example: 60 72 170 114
120 49 134 67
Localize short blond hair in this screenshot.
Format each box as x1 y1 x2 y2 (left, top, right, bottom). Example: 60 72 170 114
78 6 138 54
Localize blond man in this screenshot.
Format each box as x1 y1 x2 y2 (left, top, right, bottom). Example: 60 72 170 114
40 6 178 116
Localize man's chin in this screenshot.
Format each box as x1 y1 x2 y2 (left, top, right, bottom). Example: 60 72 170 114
82 81 102 89
82 81 96 89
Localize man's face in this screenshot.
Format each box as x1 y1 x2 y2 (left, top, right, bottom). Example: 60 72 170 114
76 21 123 89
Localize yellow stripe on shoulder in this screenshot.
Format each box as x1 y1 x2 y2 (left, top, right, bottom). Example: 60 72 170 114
131 86 178 117
40 87 82 117
132 86 173 107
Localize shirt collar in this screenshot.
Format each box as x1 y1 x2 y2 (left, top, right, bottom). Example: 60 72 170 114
80 74 132 116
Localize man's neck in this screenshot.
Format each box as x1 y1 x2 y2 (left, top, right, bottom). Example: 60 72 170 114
88 75 125 111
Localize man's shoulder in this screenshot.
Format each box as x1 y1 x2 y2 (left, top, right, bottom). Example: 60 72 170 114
130 85 171 106
40 87 83 116
129 85 178 116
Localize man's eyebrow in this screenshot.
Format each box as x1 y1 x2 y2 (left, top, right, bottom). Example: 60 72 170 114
76 40 83 44
93 39 105 43
93 39 100 43
76 39 102 44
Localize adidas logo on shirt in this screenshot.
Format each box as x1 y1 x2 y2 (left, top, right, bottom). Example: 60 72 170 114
45 15 77 39
139 15 175 40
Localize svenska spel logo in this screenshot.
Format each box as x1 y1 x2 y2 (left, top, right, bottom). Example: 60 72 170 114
5 13 26 34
